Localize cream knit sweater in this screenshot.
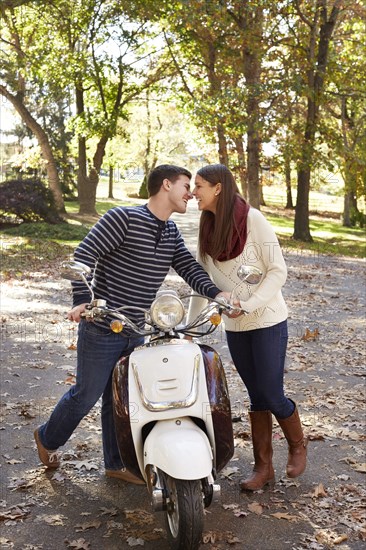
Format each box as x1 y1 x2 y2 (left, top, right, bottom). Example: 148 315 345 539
186 208 288 331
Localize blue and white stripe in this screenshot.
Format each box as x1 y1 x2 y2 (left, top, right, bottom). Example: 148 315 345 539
72 204 220 326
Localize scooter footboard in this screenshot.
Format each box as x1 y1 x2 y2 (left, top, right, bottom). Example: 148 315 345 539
144 418 213 480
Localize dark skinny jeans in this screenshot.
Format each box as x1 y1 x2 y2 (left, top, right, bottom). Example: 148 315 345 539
226 320 294 419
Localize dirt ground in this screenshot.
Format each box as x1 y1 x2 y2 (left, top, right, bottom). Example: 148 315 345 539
0 203 365 549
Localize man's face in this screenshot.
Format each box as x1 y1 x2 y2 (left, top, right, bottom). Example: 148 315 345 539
167 175 193 213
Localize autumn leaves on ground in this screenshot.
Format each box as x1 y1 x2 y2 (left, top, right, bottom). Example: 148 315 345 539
0 246 365 549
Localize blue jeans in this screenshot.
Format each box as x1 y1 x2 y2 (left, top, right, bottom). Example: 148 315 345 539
38 321 143 469
226 320 294 419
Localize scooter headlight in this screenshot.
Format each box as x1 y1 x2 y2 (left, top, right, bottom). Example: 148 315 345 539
150 291 185 330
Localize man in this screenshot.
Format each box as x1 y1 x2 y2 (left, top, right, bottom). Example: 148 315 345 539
34 164 231 484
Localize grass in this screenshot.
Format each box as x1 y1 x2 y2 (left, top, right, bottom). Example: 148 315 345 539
0 194 364 279
265 210 365 259
0 197 134 277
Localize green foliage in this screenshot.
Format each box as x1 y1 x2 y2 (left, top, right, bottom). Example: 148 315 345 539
0 179 63 224
138 175 148 199
1 221 90 242
1 0 365 232
350 208 366 229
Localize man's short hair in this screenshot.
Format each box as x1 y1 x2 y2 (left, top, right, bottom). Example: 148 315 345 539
147 164 192 196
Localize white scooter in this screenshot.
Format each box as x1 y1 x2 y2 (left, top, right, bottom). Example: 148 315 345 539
61 261 262 550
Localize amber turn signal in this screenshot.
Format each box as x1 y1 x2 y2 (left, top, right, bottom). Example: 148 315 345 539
110 320 124 333
209 313 222 326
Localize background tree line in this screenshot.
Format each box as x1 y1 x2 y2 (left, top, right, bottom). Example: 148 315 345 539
1 0 365 240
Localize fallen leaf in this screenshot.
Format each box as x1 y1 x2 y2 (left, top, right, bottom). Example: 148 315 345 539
35 513 66 525
0 538 14 549
233 509 248 517
125 509 154 525
7 478 34 491
0 506 29 521
65 460 99 471
226 534 241 544
271 512 300 522
222 504 240 510
99 507 118 517
247 502 263 515
65 539 91 549
220 466 240 479
301 328 319 341
313 483 327 498
126 537 144 547
75 520 101 531
52 471 66 482
315 529 348 545
351 462 366 473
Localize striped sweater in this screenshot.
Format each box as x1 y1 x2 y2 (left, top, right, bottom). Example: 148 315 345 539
72 204 221 327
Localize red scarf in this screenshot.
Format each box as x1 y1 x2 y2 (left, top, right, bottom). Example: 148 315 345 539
217 196 250 261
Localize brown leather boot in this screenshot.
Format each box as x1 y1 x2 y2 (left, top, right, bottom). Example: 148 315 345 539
240 411 275 491
105 469 145 485
276 404 308 478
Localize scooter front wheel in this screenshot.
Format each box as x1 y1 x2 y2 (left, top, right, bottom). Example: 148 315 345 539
163 474 204 550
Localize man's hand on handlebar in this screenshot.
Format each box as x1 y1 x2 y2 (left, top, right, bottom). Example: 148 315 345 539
67 303 89 323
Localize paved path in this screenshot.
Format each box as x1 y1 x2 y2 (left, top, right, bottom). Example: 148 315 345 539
1 202 365 549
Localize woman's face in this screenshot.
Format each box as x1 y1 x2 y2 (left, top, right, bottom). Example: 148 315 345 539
193 175 221 213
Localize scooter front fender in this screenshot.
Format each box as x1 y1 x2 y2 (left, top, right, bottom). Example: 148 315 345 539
144 418 213 480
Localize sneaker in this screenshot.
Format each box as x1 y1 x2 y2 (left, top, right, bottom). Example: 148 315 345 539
105 469 145 485
34 428 60 469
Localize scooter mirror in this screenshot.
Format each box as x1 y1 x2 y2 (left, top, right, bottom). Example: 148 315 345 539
237 265 263 285
60 261 91 281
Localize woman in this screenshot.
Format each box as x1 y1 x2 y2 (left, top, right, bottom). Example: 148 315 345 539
187 164 307 491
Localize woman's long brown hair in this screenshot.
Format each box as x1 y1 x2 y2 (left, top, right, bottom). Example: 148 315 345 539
197 164 241 261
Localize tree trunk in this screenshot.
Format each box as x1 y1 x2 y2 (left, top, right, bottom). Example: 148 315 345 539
77 135 98 216
75 84 98 216
343 191 352 227
343 166 358 227
205 41 229 167
260 182 266 206
0 85 65 214
234 137 247 199
341 99 359 228
293 0 341 241
294 97 314 240
93 135 108 174
241 8 263 210
225 4 263 209
217 122 228 166
108 166 114 199
246 114 261 209
294 166 312 241
285 157 294 209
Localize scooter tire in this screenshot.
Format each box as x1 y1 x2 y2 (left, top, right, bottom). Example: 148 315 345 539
164 474 204 550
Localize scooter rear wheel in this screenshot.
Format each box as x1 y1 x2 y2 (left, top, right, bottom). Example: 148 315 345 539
164 474 204 550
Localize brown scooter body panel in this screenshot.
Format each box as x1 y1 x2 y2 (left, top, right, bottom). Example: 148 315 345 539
199 344 234 472
112 343 233 478
112 356 143 480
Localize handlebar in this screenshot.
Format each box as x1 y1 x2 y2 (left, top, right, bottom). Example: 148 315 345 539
80 302 151 336
79 294 247 339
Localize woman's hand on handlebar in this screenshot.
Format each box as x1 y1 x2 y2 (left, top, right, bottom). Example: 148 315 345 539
224 299 243 318
215 292 243 319
67 303 89 323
